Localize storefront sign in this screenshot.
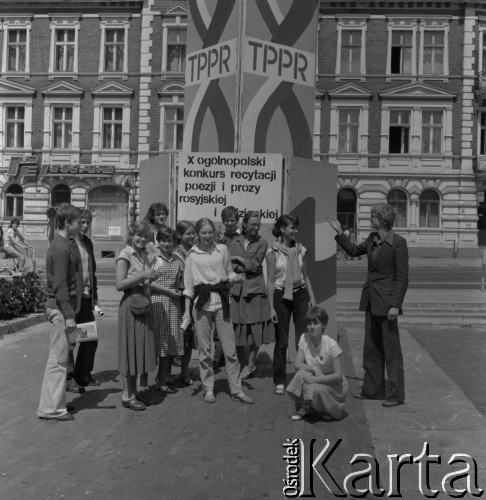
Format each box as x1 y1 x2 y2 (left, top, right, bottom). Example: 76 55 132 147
7 156 39 177
40 164 115 176
183 0 319 158
7 158 116 178
177 152 282 222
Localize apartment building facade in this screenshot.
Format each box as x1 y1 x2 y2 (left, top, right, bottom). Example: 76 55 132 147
317 0 482 254
0 0 144 256
1 0 485 256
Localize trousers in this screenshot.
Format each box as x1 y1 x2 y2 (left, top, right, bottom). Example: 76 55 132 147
272 287 309 385
361 307 405 402
193 307 241 395
37 308 69 418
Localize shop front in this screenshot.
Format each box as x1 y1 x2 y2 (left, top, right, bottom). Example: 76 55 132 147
1 156 131 257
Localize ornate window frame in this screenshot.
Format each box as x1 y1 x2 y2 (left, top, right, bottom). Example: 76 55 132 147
335 16 368 82
1 16 32 76
48 16 80 79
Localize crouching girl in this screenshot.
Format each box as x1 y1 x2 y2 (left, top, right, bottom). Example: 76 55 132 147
286 306 347 421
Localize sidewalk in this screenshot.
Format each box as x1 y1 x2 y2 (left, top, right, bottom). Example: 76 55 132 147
0 303 485 497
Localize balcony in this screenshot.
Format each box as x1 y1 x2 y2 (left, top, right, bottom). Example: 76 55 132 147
475 155 486 173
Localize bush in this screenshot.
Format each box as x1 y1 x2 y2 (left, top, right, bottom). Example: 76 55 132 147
0 272 47 321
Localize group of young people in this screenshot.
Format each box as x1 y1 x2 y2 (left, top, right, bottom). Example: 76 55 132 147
114 203 348 421
37 200 408 423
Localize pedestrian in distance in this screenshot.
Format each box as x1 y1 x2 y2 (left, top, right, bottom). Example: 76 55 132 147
286 306 347 421
115 221 157 411
173 220 198 386
143 202 169 254
4 217 32 271
266 214 315 396
148 227 185 394
182 217 254 405
67 209 102 391
229 211 274 380
37 204 82 421
327 203 409 407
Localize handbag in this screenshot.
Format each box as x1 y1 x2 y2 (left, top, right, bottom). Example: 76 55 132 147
130 292 151 316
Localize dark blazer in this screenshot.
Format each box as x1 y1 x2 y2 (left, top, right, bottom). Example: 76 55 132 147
335 230 409 316
228 234 268 298
71 235 98 304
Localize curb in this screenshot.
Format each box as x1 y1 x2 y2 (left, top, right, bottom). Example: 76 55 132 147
0 313 47 339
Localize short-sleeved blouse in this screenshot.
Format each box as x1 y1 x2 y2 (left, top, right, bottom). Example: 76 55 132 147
298 333 342 375
148 251 184 293
116 245 151 281
5 227 23 248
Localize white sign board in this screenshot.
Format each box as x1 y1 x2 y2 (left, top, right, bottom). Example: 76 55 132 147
108 226 121 236
177 152 283 222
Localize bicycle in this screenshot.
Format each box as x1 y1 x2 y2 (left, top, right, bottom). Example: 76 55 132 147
0 245 43 278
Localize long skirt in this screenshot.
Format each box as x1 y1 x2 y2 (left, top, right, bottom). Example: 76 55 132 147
117 294 157 376
286 369 347 420
231 294 275 347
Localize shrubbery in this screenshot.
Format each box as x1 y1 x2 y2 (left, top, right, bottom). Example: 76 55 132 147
0 272 47 321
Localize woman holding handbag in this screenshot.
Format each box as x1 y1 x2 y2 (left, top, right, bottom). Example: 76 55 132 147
115 221 157 411
148 227 185 394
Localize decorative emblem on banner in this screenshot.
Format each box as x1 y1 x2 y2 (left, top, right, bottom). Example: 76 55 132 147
241 0 318 158
186 0 237 152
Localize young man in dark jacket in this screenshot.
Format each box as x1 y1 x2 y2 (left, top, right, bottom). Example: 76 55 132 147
38 204 82 421
328 204 409 407
68 209 101 389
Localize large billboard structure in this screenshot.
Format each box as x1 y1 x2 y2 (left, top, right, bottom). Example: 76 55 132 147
141 0 338 340
183 0 318 158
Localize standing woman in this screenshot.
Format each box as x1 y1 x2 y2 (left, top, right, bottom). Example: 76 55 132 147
229 211 273 379
143 202 169 254
174 220 197 385
182 218 254 404
148 227 184 393
115 221 157 411
266 214 315 396
4 217 31 270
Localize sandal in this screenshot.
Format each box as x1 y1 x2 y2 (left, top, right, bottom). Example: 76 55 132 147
179 376 194 386
204 391 215 404
274 384 285 396
158 385 177 394
291 406 310 421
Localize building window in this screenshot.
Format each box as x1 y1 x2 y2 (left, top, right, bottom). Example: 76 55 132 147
164 106 184 150
340 30 361 75
54 29 75 72
390 31 412 74
389 110 410 154
104 28 125 72
419 189 440 228
422 110 442 154
6 106 25 148
7 29 27 72
422 31 444 75
387 189 408 227
53 107 73 149
338 109 359 153
102 107 123 149
167 28 186 72
51 184 71 206
5 184 23 218
480 112 486 155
